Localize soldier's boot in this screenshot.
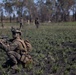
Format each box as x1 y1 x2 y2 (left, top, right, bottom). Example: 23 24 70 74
2 63 8 68
2 59 14 68
11 65 19 74
22 62 26 68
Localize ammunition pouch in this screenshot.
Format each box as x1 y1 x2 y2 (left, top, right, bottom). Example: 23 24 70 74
20 54 32 63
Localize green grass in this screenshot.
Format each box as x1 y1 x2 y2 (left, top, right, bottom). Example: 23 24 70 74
0 22 76 75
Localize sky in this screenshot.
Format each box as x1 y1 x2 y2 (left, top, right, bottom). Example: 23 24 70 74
0 0 2 3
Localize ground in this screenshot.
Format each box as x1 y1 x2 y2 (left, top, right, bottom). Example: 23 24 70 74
0 22 76 75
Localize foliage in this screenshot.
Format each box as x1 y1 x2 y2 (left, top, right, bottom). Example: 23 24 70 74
0 22 76 75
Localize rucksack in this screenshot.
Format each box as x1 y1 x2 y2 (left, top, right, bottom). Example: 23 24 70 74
17 39 32 52
17 39 32 63
24 40 32 52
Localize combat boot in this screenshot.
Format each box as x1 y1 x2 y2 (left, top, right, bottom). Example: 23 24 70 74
11 65 19 74
22 62 26 68
2 63 8 68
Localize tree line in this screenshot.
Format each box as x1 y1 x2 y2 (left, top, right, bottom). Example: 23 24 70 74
0 0 76 23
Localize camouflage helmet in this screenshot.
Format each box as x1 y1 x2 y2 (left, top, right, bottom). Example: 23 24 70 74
11 27 22 35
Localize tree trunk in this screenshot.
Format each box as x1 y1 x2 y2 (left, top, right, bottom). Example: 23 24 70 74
10 16 11 23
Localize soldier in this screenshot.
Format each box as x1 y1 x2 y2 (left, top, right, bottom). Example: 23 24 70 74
0 28 32 73
20 17 24 29
35 17 39 29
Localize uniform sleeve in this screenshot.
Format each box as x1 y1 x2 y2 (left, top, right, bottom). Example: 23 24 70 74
8 41 19 51
4 41 19 51
2 40 25 52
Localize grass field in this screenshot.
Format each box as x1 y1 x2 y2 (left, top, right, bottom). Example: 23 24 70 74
0 22 76 75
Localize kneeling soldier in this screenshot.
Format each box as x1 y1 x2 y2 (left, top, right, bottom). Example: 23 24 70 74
0 28 32 73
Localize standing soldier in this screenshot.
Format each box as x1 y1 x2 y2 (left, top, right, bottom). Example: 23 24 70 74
1 11 4 28
1 20 4 28
1 16 4 28
35 17 39 29
20 17 24 29
0 28 32 73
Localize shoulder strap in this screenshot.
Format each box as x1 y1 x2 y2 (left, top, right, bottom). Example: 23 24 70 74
16 39 27 51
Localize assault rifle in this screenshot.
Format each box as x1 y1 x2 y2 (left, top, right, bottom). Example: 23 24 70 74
0 35 10 52
0 35 9 43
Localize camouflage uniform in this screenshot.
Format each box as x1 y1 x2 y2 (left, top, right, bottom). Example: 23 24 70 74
20 17 23 29
35 17 39 28
0 28 32 73
1 29 27 71
8 38 27 69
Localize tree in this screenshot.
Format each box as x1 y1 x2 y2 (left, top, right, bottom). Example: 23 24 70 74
24 0 36 22
1 0 76 22
56 0 75 22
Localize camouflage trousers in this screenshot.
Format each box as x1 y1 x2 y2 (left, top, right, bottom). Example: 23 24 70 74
8 51 21 65
7 51 32 69
20 23 23 29
8 51 32 64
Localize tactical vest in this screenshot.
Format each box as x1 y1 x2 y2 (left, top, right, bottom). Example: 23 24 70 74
16 39 27 53
16 39 32 63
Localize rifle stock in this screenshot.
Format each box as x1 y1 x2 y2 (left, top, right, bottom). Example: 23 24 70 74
0 35 9 52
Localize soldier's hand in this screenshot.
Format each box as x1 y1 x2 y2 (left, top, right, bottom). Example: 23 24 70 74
24 39 29 43
0 41 4 47
0 41 5 45
6 44 10 46
0 41 3 44
0 41 9 49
